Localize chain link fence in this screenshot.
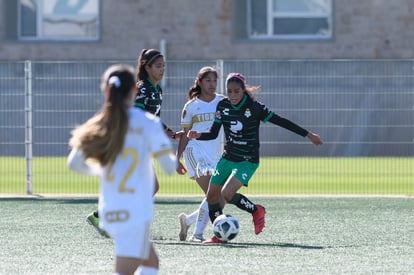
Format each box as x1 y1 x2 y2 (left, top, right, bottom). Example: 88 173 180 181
0 60 413 194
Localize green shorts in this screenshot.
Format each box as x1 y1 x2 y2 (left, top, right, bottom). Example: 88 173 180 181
210 158 259 187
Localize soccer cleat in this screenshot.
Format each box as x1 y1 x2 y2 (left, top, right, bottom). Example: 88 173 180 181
178 213 190 241
86 212 110 238
202 235 227 245
252 204 266 235
188 234 205 243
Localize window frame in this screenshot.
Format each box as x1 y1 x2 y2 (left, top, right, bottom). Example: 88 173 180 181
17 0 101 42
247 0 333 40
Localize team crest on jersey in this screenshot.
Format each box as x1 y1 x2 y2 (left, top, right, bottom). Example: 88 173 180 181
245 108 251 118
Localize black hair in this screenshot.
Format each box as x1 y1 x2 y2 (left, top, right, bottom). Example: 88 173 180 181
187 66 218 100
136 49 164 81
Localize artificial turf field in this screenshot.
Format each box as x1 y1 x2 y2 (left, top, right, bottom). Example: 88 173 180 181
1 156 412 273
1 196 413 274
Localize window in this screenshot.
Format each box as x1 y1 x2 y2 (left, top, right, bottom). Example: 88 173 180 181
18 0 100 41
248 0 332 40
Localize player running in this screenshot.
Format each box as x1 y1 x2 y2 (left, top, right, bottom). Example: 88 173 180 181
68 64 177 274
175 66 224 242
188 72 323 244
86 49 180 237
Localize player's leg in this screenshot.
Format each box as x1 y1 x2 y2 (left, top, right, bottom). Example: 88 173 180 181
177 174 201 241
115 257 142 275
138 244 159 275
202 158 234 244
188 175 210 242
205 158 233 222
224 161 266 235
202 182 227 244
87 171 158 238
113 223 154 275
178 149 209 241
178 211 193 241
86 210 109 238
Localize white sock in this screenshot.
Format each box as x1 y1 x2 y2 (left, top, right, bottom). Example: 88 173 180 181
193 198 209 236
135 265 158 275
186 209 198 226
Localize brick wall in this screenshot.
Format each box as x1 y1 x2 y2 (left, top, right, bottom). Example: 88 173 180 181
0 0 413 60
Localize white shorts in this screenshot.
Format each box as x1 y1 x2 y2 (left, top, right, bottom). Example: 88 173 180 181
183 146 219 179
110 221 152 259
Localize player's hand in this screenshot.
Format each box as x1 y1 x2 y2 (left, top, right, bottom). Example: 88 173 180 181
187 130 200 139
176 161 187 175
173 130 185 141
307 132 323 145
165 129 176 139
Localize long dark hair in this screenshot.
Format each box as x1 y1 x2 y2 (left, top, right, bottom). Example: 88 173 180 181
70 64 136 166
226 72 260 98
136 49 164 82
187 66 218 100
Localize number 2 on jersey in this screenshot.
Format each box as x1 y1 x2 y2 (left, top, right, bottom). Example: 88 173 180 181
105 148 138 193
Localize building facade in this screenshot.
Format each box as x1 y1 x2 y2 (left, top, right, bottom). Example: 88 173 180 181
1 0 414 61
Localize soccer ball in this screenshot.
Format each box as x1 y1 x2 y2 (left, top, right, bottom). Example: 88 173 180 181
212 214 240 241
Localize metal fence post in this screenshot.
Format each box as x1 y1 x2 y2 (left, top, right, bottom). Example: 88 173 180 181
24 60 33 195
216 59 224 94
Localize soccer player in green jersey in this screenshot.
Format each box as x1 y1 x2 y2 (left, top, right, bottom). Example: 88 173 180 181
188 72 323 244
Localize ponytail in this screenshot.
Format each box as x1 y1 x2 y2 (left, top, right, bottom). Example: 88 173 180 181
70 64 136 166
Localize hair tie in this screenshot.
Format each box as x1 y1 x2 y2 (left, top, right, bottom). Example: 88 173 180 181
147 53 162 65
109 76 121 88
226 73 246 85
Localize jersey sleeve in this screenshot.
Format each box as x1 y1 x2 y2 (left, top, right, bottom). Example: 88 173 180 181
147 114 174 157
269 113 309 137
180 102 193 129
67 148 102 176
134 84 147 110
197 103 223 140
147 115 177 173
253 100 274 122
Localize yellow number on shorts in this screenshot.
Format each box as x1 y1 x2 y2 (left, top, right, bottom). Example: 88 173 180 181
105 148 138 194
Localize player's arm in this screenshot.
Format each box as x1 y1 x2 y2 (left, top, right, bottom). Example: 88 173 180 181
67 148 102 176
268 113 323 145
162 122 181 140
133 85 147 110
154 149 177 175
187 121 221 140
176 127 190 174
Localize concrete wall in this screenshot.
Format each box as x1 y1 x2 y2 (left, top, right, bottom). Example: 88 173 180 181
1 0 414 60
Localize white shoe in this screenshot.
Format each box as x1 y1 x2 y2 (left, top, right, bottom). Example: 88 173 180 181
178 213 189 241
188 234 205 243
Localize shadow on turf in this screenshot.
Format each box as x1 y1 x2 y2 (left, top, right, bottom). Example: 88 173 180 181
155 239 325 250
154 198 201 205
0 197 98 204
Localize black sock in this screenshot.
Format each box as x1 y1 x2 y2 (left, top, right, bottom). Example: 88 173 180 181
229 193 256 214
208 203 222 223
93 210 99 218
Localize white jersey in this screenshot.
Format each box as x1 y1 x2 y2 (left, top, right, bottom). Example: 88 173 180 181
181 94 224 178
98 107 173 233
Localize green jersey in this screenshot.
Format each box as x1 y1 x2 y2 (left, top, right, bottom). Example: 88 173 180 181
198 94 308 163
